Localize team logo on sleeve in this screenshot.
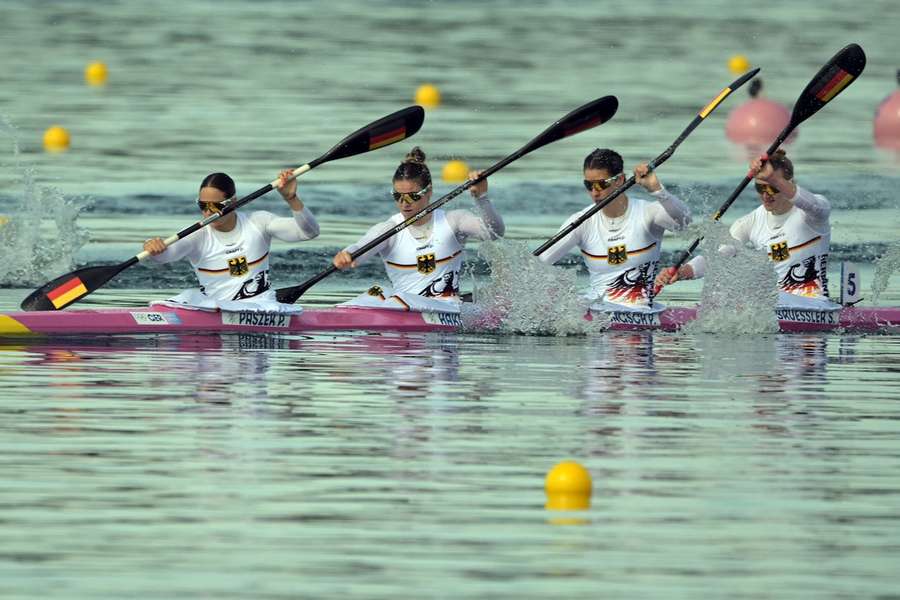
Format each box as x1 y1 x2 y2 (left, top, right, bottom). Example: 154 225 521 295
417 253 437 274
228 256 249 276
769 241 790 262
607 245 628 265
367 285 385 298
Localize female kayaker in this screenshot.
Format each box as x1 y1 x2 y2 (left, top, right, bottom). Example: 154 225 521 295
331 146 504 312
656 150 839 310
538 148 691 313
142 170 319 311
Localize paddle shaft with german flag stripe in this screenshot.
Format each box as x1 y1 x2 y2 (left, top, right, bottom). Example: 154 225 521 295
275 95 620 304
667 43 867 277
532 68 759 258
21 105 426 311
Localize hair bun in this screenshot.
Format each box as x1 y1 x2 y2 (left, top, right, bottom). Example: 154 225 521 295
404 146 427 164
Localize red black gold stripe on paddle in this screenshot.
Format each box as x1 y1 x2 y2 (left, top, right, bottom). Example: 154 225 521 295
563 114 606 138
814 66 854 103
369 124 407 150
46 277 89 309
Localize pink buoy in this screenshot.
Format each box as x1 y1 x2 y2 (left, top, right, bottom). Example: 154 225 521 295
874 70 900 151
725 78 795 148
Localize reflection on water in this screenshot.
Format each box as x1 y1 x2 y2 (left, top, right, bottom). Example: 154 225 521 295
3 0 900 594
1 331 900 597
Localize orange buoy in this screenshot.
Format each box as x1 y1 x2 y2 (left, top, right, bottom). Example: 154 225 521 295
725 78 796 149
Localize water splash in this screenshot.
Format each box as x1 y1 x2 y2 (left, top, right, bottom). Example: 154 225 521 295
872 242 900 304
679 220 779 335
0 116 90 286
461 240 609 336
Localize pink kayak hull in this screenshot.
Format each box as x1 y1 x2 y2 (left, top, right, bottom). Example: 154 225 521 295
1 305 899 336
0 306 460 336
607 306 900 333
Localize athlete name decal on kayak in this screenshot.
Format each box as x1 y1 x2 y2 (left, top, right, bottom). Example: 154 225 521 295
131 312 181 325
421 312 462 327
775 309 840 324
221 312 291 328
608 311 662 326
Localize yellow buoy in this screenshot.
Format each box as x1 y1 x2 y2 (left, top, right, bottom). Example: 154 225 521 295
415 84 441 108
84 61 109 85
43 126 71 153
545 461 592 511
85 61 108 86
442 159 469 183
728 54 751 75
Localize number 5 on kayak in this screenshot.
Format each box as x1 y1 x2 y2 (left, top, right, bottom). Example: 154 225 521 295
20 106 426 311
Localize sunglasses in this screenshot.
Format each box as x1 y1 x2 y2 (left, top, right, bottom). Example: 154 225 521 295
392 184 431 205
754 182 779 196
197 195 235 213
583 174 622 192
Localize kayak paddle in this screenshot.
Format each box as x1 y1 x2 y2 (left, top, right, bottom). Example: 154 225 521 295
662 43 867 286
533 67 759 257
275 95 620 304
21 106 426 311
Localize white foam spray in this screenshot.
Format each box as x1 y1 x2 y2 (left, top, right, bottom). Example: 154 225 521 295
678 220 779 334
872 242 900 304
461 239 609 336
0 116 90 286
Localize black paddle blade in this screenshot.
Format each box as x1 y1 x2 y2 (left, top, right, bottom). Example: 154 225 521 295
20 262 130 311
523 96 619 155
275 265 337 304
275 98 617 303
791 43 866 126
311 106 426 167
275 285 304 305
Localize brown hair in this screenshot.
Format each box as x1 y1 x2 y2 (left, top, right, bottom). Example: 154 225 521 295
392 146 431 188
199 172 236 197
583 148 623 174
768 149 794 180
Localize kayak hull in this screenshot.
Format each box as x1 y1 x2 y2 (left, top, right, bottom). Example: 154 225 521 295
606 306 900 333
1 305 899 337
0 306 461 337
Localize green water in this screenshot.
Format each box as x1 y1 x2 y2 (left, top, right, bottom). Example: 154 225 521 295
2 328 899 598
2 0 900 597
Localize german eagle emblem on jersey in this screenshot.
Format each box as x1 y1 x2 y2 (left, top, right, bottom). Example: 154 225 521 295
417 253 436 274
769 241 790 262
607 245 628 265
228 256 249 277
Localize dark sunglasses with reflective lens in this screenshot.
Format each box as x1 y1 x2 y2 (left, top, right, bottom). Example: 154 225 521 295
582 173 622 192
392 184 431 204
754 182 779 196
197 195 235 213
